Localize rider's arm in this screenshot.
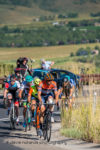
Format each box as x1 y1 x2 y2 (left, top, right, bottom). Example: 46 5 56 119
53 81 58 104
69 85 74 98
4 82 9 99
28 88 33 103
54 90 58 104
38 91 42 104
19 89 23 99
38 82 43 104
4 89 8 99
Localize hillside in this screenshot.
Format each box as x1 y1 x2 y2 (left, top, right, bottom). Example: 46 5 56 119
1 0 100 24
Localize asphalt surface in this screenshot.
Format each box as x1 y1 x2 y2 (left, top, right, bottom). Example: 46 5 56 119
0 96 61 150
0 97 23 150
0 95 100 150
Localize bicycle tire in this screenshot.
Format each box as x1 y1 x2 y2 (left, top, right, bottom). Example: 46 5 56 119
10 108 15 130
3 99 8 109
25 108 31 132
43 115 47 140
46 112 51 142
25 109 28 132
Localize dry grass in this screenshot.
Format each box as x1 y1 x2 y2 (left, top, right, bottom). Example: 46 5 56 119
0 43 99 74
0 43 100 61
0 4 53 25
61 97 100 143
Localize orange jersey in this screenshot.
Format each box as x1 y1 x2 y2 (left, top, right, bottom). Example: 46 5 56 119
38 80 57 95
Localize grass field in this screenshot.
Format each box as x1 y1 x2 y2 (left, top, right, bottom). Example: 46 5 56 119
0 4 54 25
1 0 100 25
0 43 99 74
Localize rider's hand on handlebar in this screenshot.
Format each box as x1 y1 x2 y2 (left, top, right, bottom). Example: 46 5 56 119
69 96 72 100
39 100 43 106
55 100 58 105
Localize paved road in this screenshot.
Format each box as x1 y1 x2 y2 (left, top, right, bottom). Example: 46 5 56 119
0 96 100 150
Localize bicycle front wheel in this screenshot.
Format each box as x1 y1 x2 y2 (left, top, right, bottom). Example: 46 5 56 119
46 112 51 142
10 108 16 130
43 115 47 140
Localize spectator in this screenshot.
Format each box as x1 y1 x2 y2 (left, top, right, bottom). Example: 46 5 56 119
40 58 54 70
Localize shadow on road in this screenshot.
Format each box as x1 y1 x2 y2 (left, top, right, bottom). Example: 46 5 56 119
0 103 4 109
89 145 100 149
50 138 74 145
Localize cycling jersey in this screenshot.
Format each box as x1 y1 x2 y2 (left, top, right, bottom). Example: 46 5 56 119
29 85 38 99
5 81 20 102
38 80 57 96
63 83 73 97
5 81 20 89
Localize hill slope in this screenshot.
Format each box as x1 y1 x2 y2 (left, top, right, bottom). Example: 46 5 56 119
1 0 100 24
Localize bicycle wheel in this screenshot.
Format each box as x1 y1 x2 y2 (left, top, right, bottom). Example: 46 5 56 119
35 105 41 136
3 99 8 109
10 108 16 130
43 115 47 140
25 108 31 132
25 109 28 132
46 112 51 142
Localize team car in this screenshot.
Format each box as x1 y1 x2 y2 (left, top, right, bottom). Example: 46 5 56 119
31 68 80 89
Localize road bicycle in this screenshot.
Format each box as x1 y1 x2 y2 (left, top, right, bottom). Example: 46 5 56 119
42 99 55 142
24 101 32 132
9 98 16 130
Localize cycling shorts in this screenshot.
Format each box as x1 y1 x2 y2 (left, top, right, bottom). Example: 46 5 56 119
41 92 54 104
31 96 39 104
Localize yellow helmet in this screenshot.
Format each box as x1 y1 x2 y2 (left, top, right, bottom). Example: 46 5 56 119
34 77 41 85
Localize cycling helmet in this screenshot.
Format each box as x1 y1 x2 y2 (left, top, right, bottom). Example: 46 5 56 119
63 75 70 83
34 77 41 85
44 73 54 81
25 75 33 83
63 77 68 83
10 74 16 81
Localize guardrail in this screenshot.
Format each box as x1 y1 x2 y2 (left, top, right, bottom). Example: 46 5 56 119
0 77 5 88
79 74 100 85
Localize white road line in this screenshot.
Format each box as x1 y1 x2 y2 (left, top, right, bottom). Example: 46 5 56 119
0 116 23 122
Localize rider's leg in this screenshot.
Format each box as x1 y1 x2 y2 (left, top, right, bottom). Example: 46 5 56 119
31 100 36 116
39 96 45 125
36 105 40 129
14 101 19 123
7 93 12 115
48 95 55 123
23 104 27 119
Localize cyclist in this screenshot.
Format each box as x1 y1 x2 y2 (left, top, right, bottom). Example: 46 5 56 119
28 77 41 135
40 59 54 70
4 74 20 124
20 57 32 77
58 76 75 109
19 75 33 127
38 73 58 133
70 78 76 103
15 57 32 78
14 68 23 83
